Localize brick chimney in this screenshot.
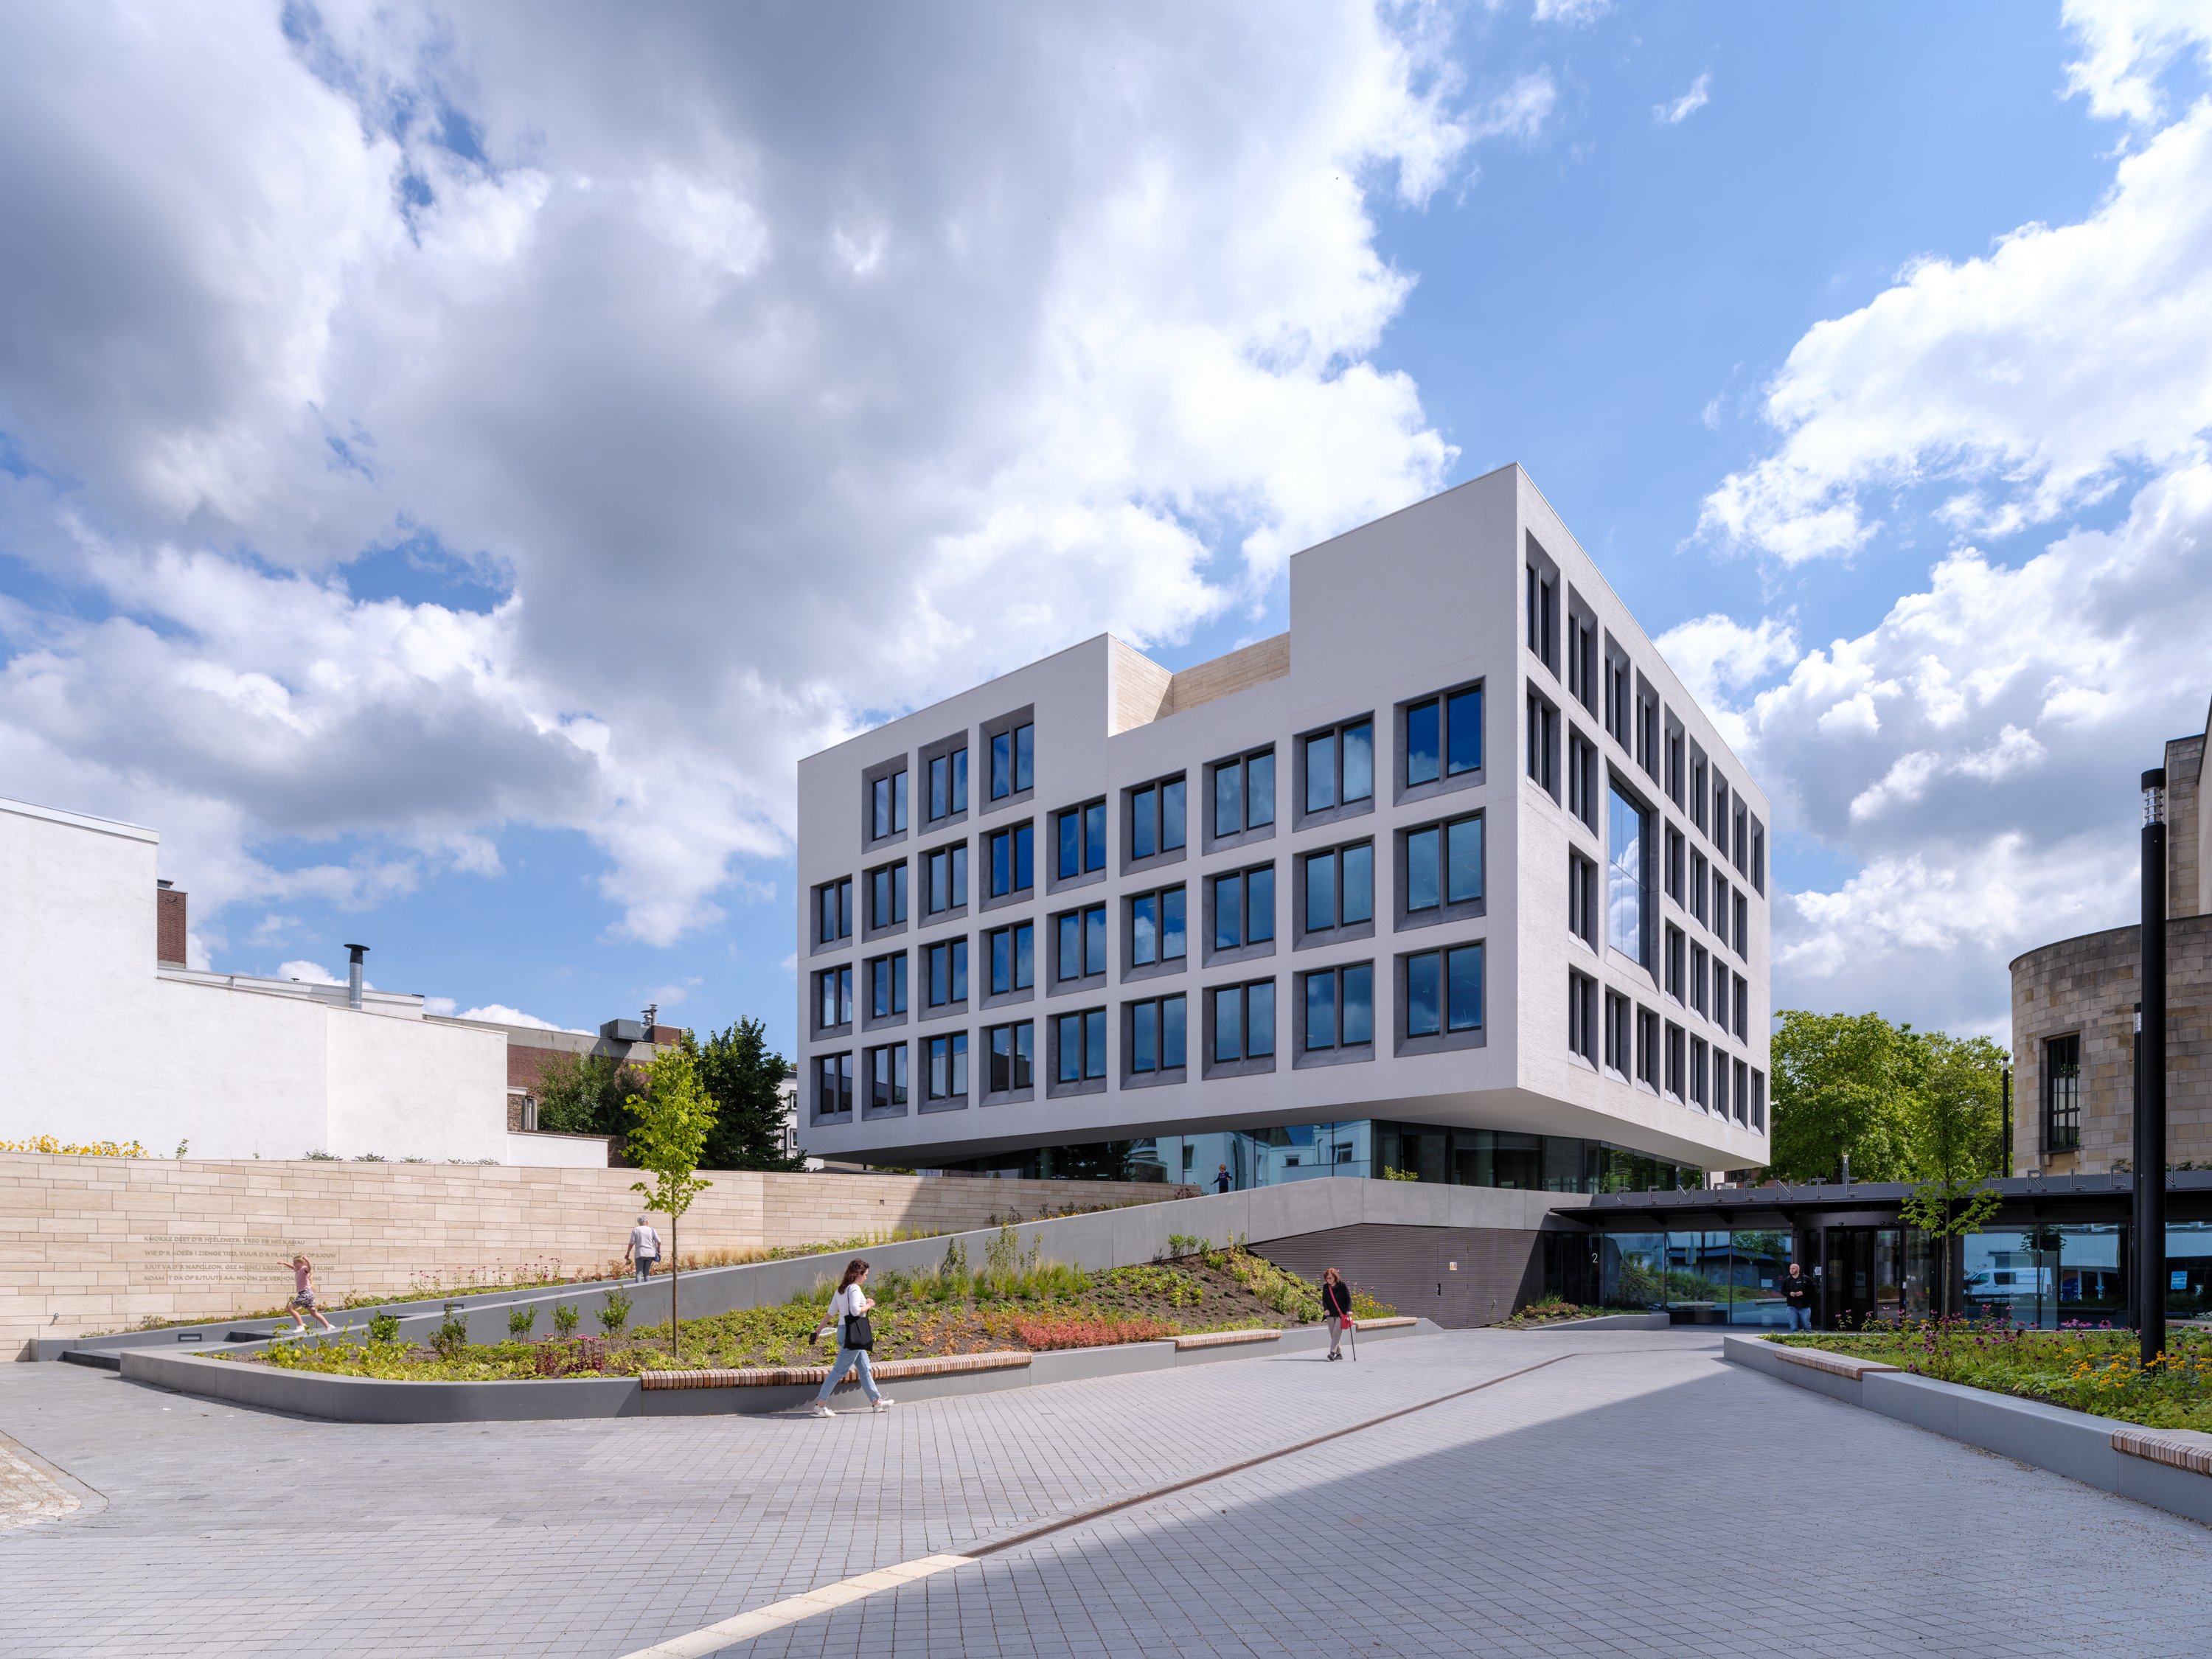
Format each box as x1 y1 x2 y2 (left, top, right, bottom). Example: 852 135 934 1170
156 881 187 968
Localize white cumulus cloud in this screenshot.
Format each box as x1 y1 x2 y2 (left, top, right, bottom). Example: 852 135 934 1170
1654 74 1711 126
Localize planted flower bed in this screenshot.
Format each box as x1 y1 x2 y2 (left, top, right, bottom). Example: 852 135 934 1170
223 1241 1395 1382
1775 1320 2212 1431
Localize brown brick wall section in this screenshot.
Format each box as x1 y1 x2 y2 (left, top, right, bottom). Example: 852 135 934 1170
2169 734 2205 921
156 886 187 967
2011 913 2212 1175
0 1155 1193 1348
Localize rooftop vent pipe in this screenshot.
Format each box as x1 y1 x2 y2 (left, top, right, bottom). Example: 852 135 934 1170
344 944 369 1011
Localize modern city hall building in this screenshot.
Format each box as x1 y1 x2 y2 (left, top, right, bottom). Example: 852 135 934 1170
796 465 1771 1192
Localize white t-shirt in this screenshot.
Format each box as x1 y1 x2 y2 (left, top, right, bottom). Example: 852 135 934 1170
629 1225 662 1259
825 1284 872 1332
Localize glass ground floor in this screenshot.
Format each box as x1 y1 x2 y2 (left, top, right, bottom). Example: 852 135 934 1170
930 1121 1707 1194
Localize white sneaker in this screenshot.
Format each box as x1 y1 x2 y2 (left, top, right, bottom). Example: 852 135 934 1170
872 1397 895 1412
810 1402 836 1418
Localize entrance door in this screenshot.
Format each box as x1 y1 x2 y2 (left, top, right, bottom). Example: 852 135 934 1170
1822 1229 1884 1329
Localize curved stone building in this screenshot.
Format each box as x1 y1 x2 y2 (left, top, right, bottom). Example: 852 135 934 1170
2011 714 2212 1175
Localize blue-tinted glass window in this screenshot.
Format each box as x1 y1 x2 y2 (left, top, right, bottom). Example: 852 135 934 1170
1608 787 1649 964
1015 724 1034 792
1306 851 1336 931
1057 810 1081 879
1248 867 1274 942
1406 700 1440 787
1161 779 1185 849
1247 981 1274 1056
1215 759 1242 837
1407 827 1439 912
1214 872 1242 950
1083 1009 1106 1079
1407 952 1441 1037
1307 732 1336 812
1343 844 1374 924
1447 689 1481 775
1133 786 1155 860
1162 886 1186 959
1248 753 1275 826
1447 816 1482 904
991 731 1012 799
1214 986 1242 1063
1343 963 1373 1045
1057 1014 1084 1082
1014 822 1032 891
987 1022 1033 1092
1342 723 1372 802
1058 913 1082 981
1132 893 1158 965
1162 994 1186 1068
1085 905 1107 976
1085 802 1106 872
1133 1000 1158 1071
1447 944 1482 1032
1305 972 1337 1050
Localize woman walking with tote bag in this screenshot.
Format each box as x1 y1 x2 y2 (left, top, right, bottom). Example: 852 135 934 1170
812 1259 895 1418
1321 1267 1353 1360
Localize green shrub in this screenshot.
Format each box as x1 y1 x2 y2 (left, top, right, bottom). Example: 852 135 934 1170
552 1303 580 1337
507 1304 537 1338
430 1302 470 1359
366 1312 401 1343
598 1291 632 1334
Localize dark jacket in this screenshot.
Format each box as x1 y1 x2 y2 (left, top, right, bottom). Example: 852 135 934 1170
1322 1280 1352 1318
1781 1270 1812 1307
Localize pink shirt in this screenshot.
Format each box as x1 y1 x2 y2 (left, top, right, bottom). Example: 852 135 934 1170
293 1263 310 1293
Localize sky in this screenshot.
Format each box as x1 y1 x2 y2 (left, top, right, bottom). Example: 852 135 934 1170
1 0 2208 1054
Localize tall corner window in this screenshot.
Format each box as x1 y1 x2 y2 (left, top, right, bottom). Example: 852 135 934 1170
1213 748 1277 837
1405 943 1482 1038
928 747 969 821
1130 775 1187 860
1056 799 1107 879
1303 963 1374 1051
1526 693 1557 794
1302 718 1375 813
2045 1034 2081 1151
871 768 909 840
1607 785 1649 965
989 721 1034 801
1129 992 1188 1073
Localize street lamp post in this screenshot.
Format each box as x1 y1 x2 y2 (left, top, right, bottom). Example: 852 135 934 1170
2139 768 2167 1369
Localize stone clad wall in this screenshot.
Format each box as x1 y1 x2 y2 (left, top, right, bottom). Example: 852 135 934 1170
0 1153 1189 1352
2010 914 2212 1175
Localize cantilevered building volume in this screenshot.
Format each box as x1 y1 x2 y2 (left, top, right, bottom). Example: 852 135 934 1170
796 465 1770 1191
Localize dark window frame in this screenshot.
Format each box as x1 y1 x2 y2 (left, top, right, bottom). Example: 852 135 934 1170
1397 681 1484 808
919 731 971 829
2045 1032 2082 1151
978 819 1036 913
861 754 910 849
1397 812 1484 935
1296 714 1378 829
923 1030 970 1110
1203 977 1279 1077
981 1018 1035 1103
1206 746 1279 852
1125 883 1189 981
980 919 1036 1009
1395 941 1485 1057
1124 773 1189 873
921 837 970 923
811 876 855 956
1296 838 1377 949
978 706 1035 815
862 858 909 942
863 1042 909 1119
1124 991 1189 1086
1204 861 1278 966
1296 961 1376 1069
1047 1006 1110 1097
863 950 909 1029
1048 902 1109 997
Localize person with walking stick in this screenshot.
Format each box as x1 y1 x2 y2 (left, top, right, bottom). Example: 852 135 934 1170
1321 1267 1353 1361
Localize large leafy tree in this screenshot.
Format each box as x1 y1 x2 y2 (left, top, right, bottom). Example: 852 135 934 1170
1898 1031 2008 1315
1768 1009 1921 1182
696 1018 805 1172
532 1051 648 1140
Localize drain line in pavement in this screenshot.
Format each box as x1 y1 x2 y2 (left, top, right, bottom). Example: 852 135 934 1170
616 1351 1582 1659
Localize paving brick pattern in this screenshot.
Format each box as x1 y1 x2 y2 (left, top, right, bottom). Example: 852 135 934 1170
1 1331 2208 1658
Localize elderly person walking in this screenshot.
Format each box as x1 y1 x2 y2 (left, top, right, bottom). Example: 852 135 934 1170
1321 1267 1354 1360
811 1259 894 1418
624 1214 663 1285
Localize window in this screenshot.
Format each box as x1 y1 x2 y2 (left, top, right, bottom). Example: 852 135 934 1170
1664 924 1685 1001
1690 1037 1709 1109
1688 850 1708 928
1690 751 1708 833
1526 694 1558 794
1213 748 1277 836
1130 993 1188 1073
1567 612 1596 712
816 1053 852 1116
1711 962 1726 1032
816 964 853 1029
1055 1009 1108 1082
989 723 1034 801
1635 684 1660 780
1636 1006 1660 1087
1691 943 1709 1017
928 748 968 821
871 768 909 840
1713 874 1730 942
1405 815 1483 918
1752 1068 1767 1130
986 1020 1034 1093
1405 686 1481 787
1752 821 1766 894
1056 905 1107 981
927 1032 969 1100
1734 1058 1750 1127
926 938 968 1006
1734 801 1750 873
1406 945 1482 1036
866 1044 908 1111
1734 891 1748 957
925 842 969 914
869 952 908 1018
1665 826 1685 905
1301 964 1374 1051
1056 800 1107 879
2046 1034 2081 1151
1303 843 1374 933
1663 1022 1685 1099
986 921 1035 994
1130 886 1187 966
1733 973 1749 1042
1211 865 1276 950
1604 990 1633 1078
1712 776 1731 852
1130 776 1187 860
1606 647 1632 748
1568 971 1597 1063
816 877 854 945
986 823 1034 897
1568 732 1598 829
1607 786 1650 964
1568 852 1598 947
1714 1051 1730 1119
1211 980 1277 1062
1302 719 1374 814
1526 562 1557 669
868 860 909 929
1666 721 1686 807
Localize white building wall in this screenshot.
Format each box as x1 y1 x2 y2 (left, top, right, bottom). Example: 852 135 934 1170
0 795 510 1162
793 465 1771 1175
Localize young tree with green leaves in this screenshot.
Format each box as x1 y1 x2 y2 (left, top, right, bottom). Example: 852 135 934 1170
1899 1030 2007 1317
695 1018 805 1171
1768 1009 1921 1182
625 1037 717 1357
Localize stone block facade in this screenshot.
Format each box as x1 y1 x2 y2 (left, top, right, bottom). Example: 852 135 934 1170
0 1152 1190 1352
2010 914 2212 1175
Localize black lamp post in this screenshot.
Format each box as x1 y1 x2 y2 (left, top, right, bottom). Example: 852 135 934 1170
2138 768 2167 1368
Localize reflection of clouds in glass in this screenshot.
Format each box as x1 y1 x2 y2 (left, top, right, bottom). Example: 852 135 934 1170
1607 787 1646 963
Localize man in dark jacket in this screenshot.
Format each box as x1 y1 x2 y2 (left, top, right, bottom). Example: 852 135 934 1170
1781 1262 1814 1330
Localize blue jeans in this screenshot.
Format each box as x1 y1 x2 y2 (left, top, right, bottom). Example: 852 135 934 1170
1787 1306 1812 1330
634 1257 656 1284
817 1346 880 1404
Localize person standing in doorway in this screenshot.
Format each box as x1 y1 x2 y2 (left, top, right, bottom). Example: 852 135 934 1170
813 1259 894 1418
625 1214 663 1284
279 1256 338 1335
1321 1268 1353 1360
1214 1164 1232 1194
1782 1261 1813 1330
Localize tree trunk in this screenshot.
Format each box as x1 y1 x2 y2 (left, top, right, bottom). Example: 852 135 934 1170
670 1211 680 1359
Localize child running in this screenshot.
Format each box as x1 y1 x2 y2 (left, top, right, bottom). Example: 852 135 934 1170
279 1254 338 1335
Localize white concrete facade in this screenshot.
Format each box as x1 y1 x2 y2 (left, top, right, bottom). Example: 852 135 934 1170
0 795 509 1162
795 466 1771 1177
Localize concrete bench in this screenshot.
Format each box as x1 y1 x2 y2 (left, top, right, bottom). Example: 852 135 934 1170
1172 1329 1281 1351
639 1351 1030 1390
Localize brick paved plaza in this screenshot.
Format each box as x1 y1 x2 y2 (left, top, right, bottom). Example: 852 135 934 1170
1 1329 2208 1658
